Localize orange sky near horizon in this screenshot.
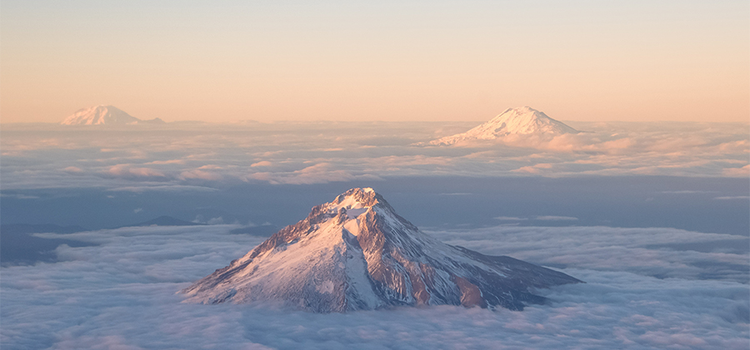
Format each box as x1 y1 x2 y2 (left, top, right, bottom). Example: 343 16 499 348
1 1 748 124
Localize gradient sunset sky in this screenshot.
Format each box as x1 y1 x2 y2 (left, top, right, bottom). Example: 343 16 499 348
2 0 748 123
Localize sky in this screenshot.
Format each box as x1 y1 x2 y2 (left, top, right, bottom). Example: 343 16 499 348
2 0 748 123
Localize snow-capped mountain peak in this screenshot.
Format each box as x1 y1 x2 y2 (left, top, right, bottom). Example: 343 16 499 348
61 105 165 125
430 106 577 145
181 188 581 312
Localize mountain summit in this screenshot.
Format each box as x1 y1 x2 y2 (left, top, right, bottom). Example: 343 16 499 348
181 188 580 312
431 106 577 145
61 105 164 125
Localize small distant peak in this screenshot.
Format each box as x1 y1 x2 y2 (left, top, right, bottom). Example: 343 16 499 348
61 105 140 125
429 106 577 145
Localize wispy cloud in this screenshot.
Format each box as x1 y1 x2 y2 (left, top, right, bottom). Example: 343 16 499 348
146 159 185 165
493 216 527 221
714 196 750 200
535 215 578 221
62 166 83 173
723 165 750 177
108 164 166 179
179 169 223 181
245 163 382 185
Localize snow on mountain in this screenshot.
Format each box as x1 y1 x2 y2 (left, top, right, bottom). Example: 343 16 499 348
181 188 581 312
430 106 578 145
61 105 164 125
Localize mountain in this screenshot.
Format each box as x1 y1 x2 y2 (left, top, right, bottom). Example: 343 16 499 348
123 216 205 227
430 106 577 145
61 105 165 125
181 188 581 312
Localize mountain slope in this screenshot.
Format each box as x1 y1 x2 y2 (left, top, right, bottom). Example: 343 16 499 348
431 106 577 145
181 188 581 312
61 105 164 125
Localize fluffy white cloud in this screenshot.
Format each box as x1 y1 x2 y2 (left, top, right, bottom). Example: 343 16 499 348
1 224 747 349
244 163 381 185
427 225 749 283
108 164 166 179
179 169 223 181
0 121 746 190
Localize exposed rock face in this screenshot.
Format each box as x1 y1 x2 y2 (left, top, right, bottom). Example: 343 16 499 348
61 105 164 125
430 106 578 145
181 188 581 312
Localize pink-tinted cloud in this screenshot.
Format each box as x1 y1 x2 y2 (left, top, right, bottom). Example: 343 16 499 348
246 163 380 185
179 169 223 181
146 159 185 165
108 164 165 178
723 165 750 177
62 166 83 173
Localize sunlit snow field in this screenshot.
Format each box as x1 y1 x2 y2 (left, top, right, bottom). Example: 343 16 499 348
2 223 747 349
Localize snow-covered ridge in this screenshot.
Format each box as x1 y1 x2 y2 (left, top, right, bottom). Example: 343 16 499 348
61 105 164 125
181 188 581 312
430 106 577 145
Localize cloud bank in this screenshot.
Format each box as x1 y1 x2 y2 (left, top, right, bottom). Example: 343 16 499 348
1 224 747 349
0 121 747 191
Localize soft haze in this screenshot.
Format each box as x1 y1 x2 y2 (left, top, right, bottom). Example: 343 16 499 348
2 0 748 123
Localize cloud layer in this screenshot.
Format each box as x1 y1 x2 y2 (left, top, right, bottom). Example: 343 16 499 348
0 121 747 191
2 224 747 349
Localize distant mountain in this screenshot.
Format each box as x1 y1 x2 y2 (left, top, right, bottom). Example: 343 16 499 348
124 216 205 227
431 106 577 145
61 105 165 125
181 188 581 312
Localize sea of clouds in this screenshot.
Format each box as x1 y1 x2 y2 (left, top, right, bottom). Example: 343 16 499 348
2 223 747 349
1 120 747 348
1 121 747 192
